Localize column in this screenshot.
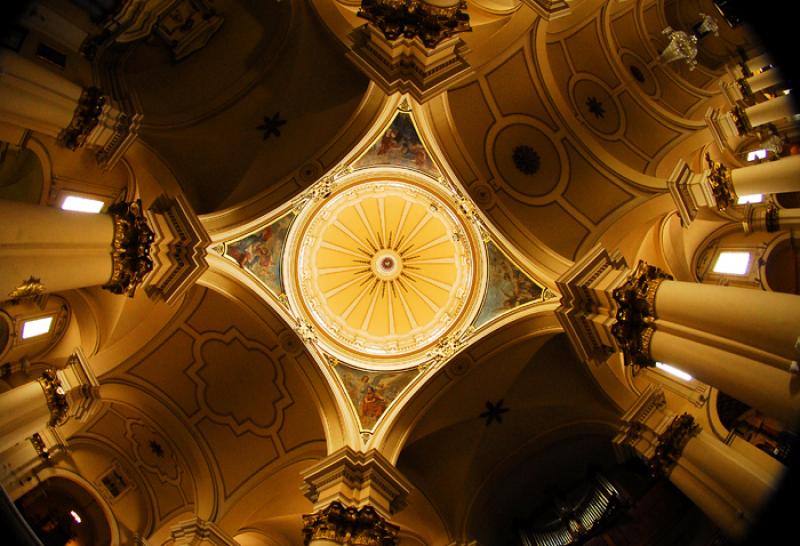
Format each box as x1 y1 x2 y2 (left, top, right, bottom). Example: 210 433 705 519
741 94 796 129
648 330 799 424
745 54 773 73
0 352 100 456
556 248 800 423
301 448 410 546
614 387 781 541
0 50 140 167
743 203 800 233
653 280 800 362
729 154 800 196
0 199 155 299
0 371 66 454
743 68 784 94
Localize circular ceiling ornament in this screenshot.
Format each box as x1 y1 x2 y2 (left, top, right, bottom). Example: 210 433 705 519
284 169 485 370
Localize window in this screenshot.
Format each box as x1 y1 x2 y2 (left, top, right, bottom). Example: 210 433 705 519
746 149 768 161
713 251 751 275
21 316 54 339
655 362 693 381
737 194 763 204
61 194 105 213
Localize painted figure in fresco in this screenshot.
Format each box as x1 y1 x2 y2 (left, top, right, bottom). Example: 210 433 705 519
360 385 388 420
225 225 285 288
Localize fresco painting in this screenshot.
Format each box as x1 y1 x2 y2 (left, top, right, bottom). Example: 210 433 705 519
354 112 439 176
224 213 294 296
335 364 418 430
473 241 544 328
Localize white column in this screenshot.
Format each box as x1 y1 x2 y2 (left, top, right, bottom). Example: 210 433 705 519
654 280 800 361
0 381 50 454
730 154 800 196
744 94 796 128
745 54 774 73
649 330 799 424
0 200 113 298
745 69 784 93
0 50 82 138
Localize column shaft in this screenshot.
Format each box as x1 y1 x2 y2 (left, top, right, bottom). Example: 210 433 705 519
746 54 773 72
731 154 800 196
0 50 82 137
654 280 800 360
0 382 50 454
744 95 795 128
669 464 748 540
746 69 784 93
649 330 799 424
0 200 113 297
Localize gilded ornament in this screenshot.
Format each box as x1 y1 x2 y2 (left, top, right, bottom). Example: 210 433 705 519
357 0 471 49
8 276 47 305
647 413 700 476
704 153 737 211
103 200 155 297
30 432 50 461
59 87 106 150
302 501 399 546
37 369 69 427
610 261 672 368
765 202 780 233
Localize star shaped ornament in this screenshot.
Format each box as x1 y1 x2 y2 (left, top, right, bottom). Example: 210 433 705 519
257 112 287 140
480 399 510 426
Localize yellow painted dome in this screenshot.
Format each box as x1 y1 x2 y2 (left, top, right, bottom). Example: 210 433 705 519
287 173 482 367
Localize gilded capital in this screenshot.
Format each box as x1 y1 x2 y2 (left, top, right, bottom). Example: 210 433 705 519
357 0 471 48
302 501 399 546
59 87 106 150
704 153 737 210
103 200 155 297
37 369 69 427
610 261 672 368
647 413 700 477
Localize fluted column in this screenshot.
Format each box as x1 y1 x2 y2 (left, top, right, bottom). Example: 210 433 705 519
615 387 781 541
0 199 155 300
730 153 800 196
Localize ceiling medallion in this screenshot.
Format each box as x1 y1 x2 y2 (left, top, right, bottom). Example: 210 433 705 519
284 169 485 370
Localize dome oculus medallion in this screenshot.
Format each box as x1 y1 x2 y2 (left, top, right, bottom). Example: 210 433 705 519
284 172 484 369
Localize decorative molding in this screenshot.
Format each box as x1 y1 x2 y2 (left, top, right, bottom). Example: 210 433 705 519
57 348 101 424
348 25 471 103
357 0 471 49
301 447 411 517
302 501 399 546
103 200 156 297
145 194 210 305
170 517 237 546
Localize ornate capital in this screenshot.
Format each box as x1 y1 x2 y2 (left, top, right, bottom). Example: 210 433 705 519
704 153 737 211
647 413 700 476
37 370 69 427
104 200 155 297
610 261 672 368
302 501 399 546
8 276 47 306
357 0 471 48
730 103 752 136
59 87 106 150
